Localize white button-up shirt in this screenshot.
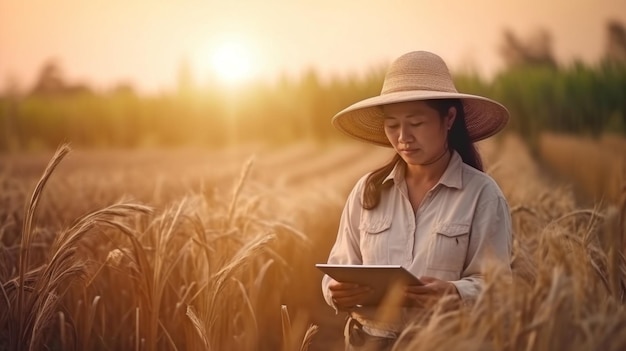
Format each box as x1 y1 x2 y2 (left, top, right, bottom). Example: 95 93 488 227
322 150 512 335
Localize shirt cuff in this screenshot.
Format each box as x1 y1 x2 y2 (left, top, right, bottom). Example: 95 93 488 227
450 278 481 305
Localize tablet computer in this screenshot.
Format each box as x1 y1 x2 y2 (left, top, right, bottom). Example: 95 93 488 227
316 264 423 306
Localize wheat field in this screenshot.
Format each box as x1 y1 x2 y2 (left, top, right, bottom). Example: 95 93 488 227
0 134 625 351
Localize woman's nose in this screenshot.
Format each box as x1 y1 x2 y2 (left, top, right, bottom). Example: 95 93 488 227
398 126 413 143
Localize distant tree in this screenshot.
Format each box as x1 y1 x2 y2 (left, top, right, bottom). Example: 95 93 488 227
30 59 67 95
499 28 557 69
30 59 94 96
110 82 137 96
604 20 626 63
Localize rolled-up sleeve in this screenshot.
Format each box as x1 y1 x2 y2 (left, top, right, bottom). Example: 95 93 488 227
321 176 366 309
451 195 512 304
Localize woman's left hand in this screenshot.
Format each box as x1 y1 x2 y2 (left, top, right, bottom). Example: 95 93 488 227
404 276 460 308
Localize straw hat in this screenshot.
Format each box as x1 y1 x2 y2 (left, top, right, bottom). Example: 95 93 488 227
332 51 509 146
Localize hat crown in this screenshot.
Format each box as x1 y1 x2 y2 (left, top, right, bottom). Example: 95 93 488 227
381 51 458 95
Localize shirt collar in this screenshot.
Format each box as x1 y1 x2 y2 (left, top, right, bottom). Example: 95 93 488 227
382 150 464 189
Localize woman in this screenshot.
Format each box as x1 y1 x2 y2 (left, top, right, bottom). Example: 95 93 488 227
321 51 513 350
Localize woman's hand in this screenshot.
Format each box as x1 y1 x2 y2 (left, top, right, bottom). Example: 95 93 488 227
404 276 460 308
328 279 371 310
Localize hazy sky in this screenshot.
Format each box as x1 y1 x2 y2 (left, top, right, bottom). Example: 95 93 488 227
1 0 625 93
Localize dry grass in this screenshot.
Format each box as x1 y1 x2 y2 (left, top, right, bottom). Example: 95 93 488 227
0 135 625 350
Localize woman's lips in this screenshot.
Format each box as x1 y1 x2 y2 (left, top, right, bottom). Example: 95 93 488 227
400 149 419 156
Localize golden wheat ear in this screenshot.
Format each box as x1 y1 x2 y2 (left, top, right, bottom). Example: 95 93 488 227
281 304 292 350
281 304 318 351
16 143 71 350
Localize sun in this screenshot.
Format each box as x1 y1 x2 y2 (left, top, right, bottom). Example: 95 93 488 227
210 42 253 85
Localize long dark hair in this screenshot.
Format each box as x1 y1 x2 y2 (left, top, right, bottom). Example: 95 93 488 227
362 99 482 210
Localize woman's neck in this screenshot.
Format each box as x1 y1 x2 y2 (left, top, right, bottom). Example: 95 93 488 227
405 149 452 185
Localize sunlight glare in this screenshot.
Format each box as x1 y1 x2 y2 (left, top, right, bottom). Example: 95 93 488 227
210 42 253 85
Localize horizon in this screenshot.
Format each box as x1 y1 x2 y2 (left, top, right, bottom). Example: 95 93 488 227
1 0 625 94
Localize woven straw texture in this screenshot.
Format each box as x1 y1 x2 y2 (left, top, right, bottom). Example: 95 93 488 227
332 51 509 146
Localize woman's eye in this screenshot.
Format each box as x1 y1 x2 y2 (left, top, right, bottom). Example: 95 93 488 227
385 124 399 129
410 122 423 127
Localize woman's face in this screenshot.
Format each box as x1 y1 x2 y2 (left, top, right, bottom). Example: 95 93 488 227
382 100 455 166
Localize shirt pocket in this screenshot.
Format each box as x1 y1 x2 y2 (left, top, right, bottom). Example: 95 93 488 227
358 216 392 264
427 223 470 275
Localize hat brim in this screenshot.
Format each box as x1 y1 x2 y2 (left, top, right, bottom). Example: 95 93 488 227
332 90 510 147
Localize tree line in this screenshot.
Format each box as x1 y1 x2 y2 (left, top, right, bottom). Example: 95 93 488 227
1 21 625 151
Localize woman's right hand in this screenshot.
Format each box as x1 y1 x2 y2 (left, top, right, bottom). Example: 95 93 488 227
328 279 371 309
